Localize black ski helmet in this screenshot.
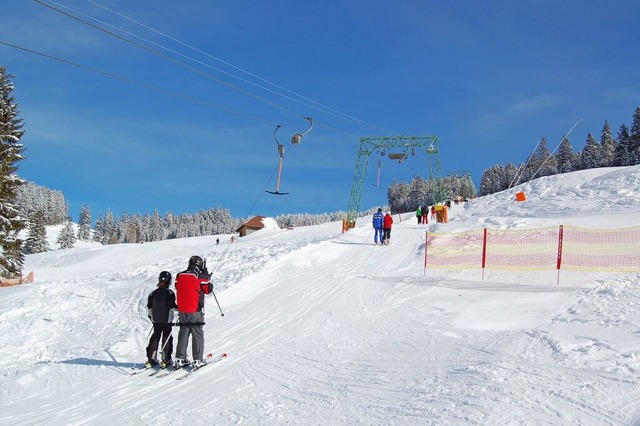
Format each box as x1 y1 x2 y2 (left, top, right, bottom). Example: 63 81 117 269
158 271 172 284
188 255 204 271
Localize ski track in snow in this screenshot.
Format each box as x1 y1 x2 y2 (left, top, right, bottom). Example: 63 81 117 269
1 166 640 425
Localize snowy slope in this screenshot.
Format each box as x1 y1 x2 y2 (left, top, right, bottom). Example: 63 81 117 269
1 166 640 425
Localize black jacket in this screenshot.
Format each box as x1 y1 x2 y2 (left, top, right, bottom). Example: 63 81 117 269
147 287 177 325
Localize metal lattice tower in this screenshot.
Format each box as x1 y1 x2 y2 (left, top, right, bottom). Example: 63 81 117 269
345 135 441 227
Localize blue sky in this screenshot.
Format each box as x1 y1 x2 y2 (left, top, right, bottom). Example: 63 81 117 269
2 1 639 221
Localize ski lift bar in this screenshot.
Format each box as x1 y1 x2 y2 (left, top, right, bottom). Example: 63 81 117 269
291 117 313 145
266 124 289 195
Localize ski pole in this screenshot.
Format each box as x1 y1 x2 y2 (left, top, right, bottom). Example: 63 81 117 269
159 326 173 361
211 288 224 316
131 324 154 370
159 311 179 357
203 257 224 316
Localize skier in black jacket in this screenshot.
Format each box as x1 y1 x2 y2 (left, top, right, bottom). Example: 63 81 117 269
145 271 178 368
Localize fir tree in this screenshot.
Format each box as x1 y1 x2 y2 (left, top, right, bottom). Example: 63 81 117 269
503 163 518 190
0 66 26 278
532 137 557 178
613 124 632 166
600 120 615 167
556 137 575 173
579 133 602 170
479 165 504 196
630 106 640 164
149 209 164 242
387 181 411 213
93 214 105 244
57 221 76 249
77 204 91 241
23 210 48 254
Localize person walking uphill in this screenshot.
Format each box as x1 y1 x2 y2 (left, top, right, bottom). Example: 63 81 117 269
416 206 422 224
383 212 393 245
174 255 214 370
372 208 384 245
146 271 177 369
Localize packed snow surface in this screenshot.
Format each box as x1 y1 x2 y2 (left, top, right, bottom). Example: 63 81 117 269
2 166 640 425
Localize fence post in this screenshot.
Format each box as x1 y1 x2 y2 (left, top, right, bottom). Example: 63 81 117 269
556 225 564 285
481 228 487 280
424 231 428 275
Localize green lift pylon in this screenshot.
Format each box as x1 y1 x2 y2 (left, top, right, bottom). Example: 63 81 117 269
344 135 442 230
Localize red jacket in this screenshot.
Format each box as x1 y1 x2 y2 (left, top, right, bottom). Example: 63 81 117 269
175 270 213 313
383 214 393 229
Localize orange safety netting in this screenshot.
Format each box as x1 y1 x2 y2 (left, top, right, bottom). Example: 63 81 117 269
425 225 640 273
561 225 640 272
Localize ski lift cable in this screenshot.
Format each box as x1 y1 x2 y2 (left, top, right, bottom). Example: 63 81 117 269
32 0 312 120
88 0 394 133
1 39 361 147
2 39 363 145
38 0 397 135
0 40 274 124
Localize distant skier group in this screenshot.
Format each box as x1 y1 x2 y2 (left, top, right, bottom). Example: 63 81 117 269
145 255 214 370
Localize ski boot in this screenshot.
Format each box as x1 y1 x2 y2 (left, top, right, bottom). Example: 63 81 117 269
144 359 158 369
173 358 189 370
160 358 172 369
192 359 206 370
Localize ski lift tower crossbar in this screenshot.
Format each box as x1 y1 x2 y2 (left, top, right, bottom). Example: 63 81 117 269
345 135 441 229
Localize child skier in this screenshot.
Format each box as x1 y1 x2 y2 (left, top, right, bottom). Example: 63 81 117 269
146 271 177 368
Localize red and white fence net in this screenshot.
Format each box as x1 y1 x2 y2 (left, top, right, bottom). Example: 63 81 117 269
425 225 640 276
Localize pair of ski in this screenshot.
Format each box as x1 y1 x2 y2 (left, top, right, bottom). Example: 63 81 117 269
143 352 227 380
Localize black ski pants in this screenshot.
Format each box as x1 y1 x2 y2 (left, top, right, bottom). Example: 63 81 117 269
146 324 173 362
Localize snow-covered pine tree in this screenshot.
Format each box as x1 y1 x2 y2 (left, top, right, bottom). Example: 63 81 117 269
15 181 68 225
0 66 26 278
93 214 104 244
556 137 575 173
478 165 504 196
503 163 518 190
408 176 429 210
460 174 477 199
149 209 164 242
613 124 632 166
526 137 557 180
630 106 640 164
579 133 602 170
57 221 76 249
600 120 616 167
387 181 411 213
77 204 91 241
104 209 116 244
23 210 48 254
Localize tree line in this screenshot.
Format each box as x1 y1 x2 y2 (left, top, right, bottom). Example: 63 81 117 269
2 63 639 278
15 181 357 252
478 108 640 196
387 174 477 213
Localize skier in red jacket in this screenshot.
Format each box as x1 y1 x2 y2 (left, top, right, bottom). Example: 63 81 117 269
382 212 393 245
173 255 213 369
